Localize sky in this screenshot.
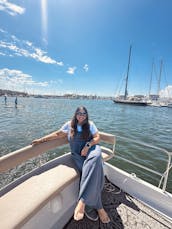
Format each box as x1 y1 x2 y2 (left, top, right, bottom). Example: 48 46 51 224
0 0 172 97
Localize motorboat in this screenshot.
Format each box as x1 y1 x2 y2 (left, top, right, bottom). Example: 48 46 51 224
0 132 172 228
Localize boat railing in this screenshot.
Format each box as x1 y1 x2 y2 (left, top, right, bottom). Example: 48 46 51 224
114 135 172 192
0 131 116 174
1 132 170 192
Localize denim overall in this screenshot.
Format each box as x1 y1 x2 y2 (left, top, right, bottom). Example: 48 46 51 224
70 131 104 209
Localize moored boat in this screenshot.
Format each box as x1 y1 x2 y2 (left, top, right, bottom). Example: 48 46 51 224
113 98 148 106
113 46 148 106
168 103 172 108
0 132 172 228
148 101 168 107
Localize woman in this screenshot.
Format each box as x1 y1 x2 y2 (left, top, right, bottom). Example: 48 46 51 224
32 106 110 223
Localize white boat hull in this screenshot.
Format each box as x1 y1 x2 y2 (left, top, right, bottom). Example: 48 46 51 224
104 162 172 221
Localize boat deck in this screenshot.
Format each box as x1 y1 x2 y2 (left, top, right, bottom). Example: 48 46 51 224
64 177 172 229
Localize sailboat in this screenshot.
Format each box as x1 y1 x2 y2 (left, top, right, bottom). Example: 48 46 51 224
113 46 148 106
148 60 168 107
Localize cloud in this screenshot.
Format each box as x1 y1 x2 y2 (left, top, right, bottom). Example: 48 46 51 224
0 68 65 95
0 30 64 66
66 66 77 75
0 28 6 33
0 51 6 56
0 68 48 90
0 0 25 16
159 85 172 98
49 79 63 84
83 64 89 72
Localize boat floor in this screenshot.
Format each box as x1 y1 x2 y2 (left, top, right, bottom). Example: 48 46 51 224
64 177 172 229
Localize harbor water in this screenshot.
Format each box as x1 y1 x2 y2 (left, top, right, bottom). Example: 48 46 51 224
0 97 172 192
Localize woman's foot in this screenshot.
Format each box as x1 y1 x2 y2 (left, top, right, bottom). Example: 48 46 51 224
74 200 85 221
98 208 110 223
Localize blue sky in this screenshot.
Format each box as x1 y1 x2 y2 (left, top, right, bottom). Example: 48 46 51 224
0 0 172 97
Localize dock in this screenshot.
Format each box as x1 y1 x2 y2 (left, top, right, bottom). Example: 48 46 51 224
64 177 172 229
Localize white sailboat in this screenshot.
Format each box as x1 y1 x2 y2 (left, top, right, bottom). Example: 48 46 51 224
0 132 172 228
148 60 168 107
113 46 148 106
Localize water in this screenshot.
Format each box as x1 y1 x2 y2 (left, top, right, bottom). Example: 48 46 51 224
0 97 172 192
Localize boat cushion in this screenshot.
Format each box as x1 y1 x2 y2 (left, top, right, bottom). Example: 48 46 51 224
0 148 113 229
0 164 78 229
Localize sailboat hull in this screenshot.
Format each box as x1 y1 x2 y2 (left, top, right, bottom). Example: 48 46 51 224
113 99 148 106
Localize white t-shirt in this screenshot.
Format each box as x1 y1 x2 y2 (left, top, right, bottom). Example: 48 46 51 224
60 120 98 140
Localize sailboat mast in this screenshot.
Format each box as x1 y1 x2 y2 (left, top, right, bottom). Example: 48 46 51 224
148 60 154 99
124 45 132 100
157 60 163 97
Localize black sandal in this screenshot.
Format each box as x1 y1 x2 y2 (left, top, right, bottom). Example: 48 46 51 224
84 206 98 221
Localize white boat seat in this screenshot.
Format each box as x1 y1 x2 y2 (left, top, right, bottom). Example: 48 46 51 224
0 148 113 229
0 164 78 229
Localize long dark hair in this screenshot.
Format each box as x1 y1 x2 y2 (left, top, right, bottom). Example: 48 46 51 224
71 106 90 140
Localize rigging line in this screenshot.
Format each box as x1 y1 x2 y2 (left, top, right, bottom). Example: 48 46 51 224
148 60 154 97
104 177 121 194
162 63 169 86
154 62 158 82
119 76 126 95
157 60 163 96
114 74 126 96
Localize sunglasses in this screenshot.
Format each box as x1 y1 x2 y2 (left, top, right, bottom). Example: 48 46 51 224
76 112 87 116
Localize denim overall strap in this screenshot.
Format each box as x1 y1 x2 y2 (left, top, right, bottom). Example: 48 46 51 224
69 131 88 172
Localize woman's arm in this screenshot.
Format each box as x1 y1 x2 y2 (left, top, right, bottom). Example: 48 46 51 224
89 132 100 146
32 130 67 145
81 132 100 156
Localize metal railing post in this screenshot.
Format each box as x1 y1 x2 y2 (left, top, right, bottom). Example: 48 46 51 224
162 154 172 192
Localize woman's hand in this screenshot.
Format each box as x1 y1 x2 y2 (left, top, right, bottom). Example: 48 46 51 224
32 131 67 145
32 138 45 145
81 146 89 156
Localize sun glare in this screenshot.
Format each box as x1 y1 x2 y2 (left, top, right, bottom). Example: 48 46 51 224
41 0 48 44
